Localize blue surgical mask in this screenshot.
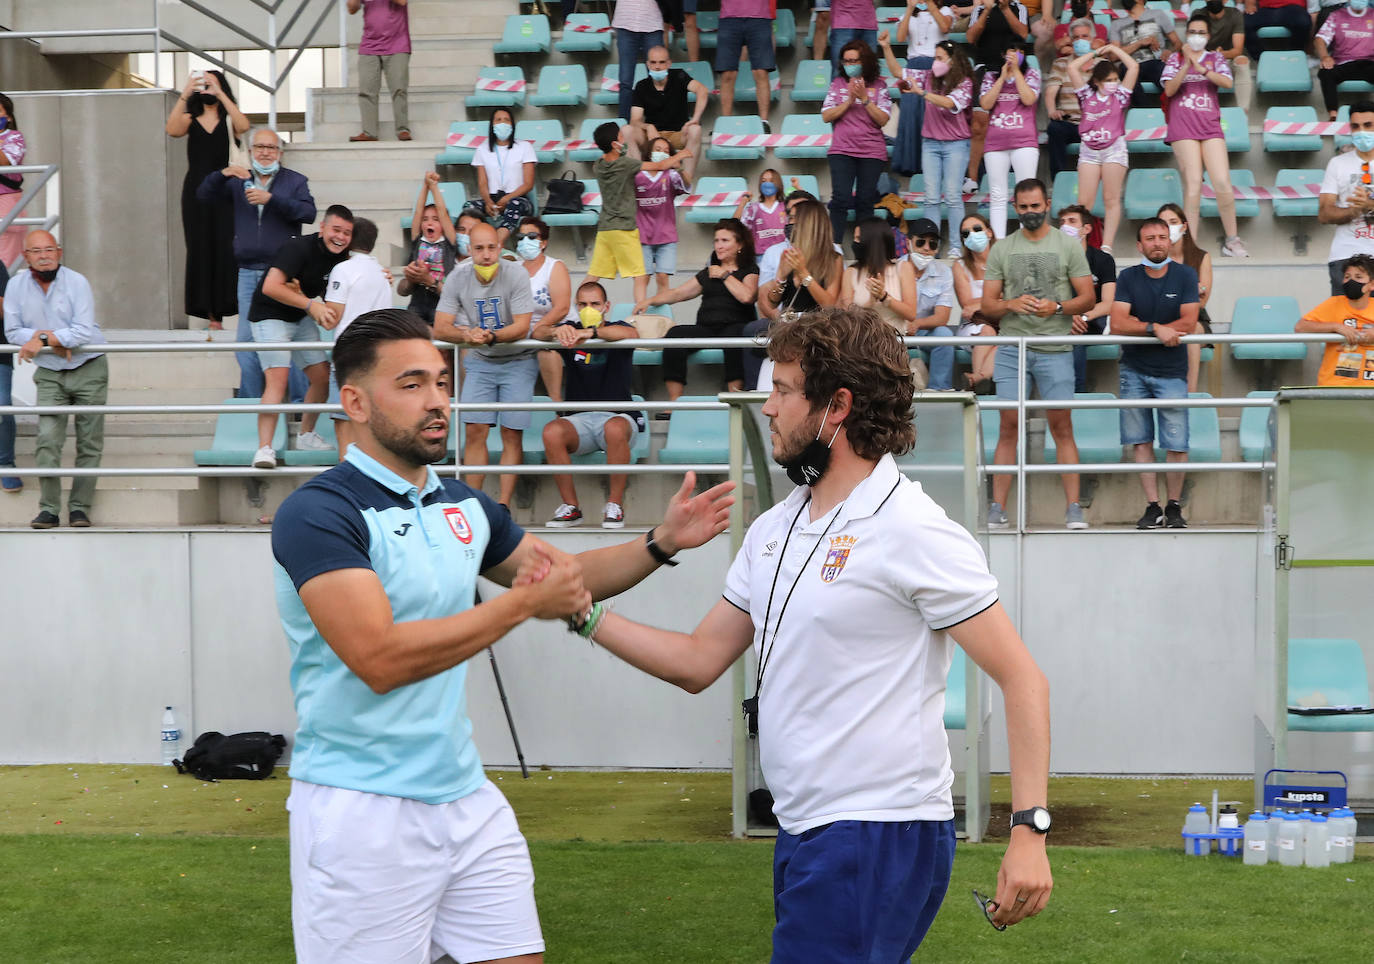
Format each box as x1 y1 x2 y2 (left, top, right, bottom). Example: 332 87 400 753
843 63 863 78
649 68 669 82
964 228 989 252
1073 39 1092 57
251 159 279 177
516 236 542 261
1141 253 1170 268
1352 0 1369 12
492 122 513 141
1354 130 1374 154
760 181 778 197
457 233 470 256
0 117 9 131
650 150 670 163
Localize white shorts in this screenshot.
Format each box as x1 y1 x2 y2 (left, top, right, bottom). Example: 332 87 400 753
1079 136 1129 168
565 411 640 456
288 779 544 964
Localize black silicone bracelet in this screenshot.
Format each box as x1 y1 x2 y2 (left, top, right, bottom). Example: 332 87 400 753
645 527 679 567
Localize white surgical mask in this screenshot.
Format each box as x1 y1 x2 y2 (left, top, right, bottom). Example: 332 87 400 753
516 236 542 261
1168 223 1185 244
910 252 934 270
1060 224 1080 239
650 150 670 163
1186 34 1208 51
1101 81 1120 94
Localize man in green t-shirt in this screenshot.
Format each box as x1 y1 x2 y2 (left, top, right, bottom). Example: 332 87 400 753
587 122 648 285
981 178 1096 531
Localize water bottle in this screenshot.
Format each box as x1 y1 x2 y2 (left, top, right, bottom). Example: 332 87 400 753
1243 811 1268 866
1298 810 1314 850
1331 808 1356 864
1277 812 1304 867
1305 814 1331 868
1267 809 1283 863
1183 802 1211 855
160 706 181 766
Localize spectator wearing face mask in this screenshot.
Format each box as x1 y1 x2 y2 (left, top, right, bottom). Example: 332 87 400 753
879 2 954 178
822 40 893 244
1068 44 1137 253
1107 0 1180 107
517 217 575 405
634 135 693 311
979 40 1043 240
1316 1 1374 122
734 169 789 260
0 93 27 269
1199 0 1252 112
1044 21 1102 178
1157 202 1214 394
1295 253 1374 387
461 110 537 247
952 213 1000 393
900 40 975 257
1056 205 1117 394
1318 101 1374 296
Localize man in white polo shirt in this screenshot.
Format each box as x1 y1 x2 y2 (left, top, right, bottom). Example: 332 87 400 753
585 305 1053 958
322 216 392 458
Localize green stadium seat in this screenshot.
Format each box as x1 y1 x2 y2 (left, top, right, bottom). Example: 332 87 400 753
283 416 339 466
1239 391 1276 462
1153 393 1221 463
944 653 967 729
979 409 1001 464
695 11 720 49
193 399 287 466
685 175 749 223
515 119 565 164
401 182 466 232
542 177 599 229
783 173 822 200
569 117 624 163
1231 296 1306 360
680 61 715 97
774 8 798 47
774 113 830 159
1338 79 1374 95
592 65 623 107
791 59 834 102
466 67 527 110
1203 169 1260 219
1125 108 1170 154
493 14 552 54
1334 105 1354 150
1050 170 1105 219
1263 106 1323 153
706 116 766 161
730 61 782 104
1145 0 1173 11
1255 25 1293 40
1257 50 1311 93
1220 107 1250 152
1124 168 1183 219
658 396 730 464
555 12 613 53
434 121 489 167
1085 342 1122 362
878 61 903 98
1044 393 1124 464
1273 169 1322 218
529 65 589 107
1289 639 1374 732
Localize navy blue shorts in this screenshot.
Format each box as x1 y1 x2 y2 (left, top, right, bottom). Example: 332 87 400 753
772 819 955 963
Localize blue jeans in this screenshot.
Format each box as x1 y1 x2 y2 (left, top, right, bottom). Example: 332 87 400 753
0 363 17 489
829 27 878 71
828 152 886 243
913 327 955 390
237 266 307 402
617 28 663 120
921 138 970 254
1119 364 1189 452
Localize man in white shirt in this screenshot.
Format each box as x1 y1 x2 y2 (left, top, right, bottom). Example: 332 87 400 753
1318 101 1374 296
572 305 1054 958
322 217 393 458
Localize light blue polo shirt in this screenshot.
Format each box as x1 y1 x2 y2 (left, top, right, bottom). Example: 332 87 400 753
272 446 524 804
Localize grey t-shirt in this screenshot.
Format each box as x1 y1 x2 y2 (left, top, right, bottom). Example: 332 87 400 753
435 259 537 359
1108 9 1176 63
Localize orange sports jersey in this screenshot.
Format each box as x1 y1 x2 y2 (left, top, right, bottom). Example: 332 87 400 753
1302 296 1374 387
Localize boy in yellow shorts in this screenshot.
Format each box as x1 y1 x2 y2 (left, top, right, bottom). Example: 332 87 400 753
588 122 680 284
1296 253 1374 386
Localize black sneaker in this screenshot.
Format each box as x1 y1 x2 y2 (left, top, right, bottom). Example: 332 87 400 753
1164 501 1187 529
1136 502 1164 530
30 510 59 529
68 510 92 528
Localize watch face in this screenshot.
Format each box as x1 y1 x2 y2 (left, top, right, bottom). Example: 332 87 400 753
1033 808 1051 831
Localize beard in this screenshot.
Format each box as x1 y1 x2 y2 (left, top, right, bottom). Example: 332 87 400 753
370 403 449 468
771 409 824 465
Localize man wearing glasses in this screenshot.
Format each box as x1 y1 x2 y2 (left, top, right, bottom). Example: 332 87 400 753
905 217 960 391
1318 101 1374 296
198 128 317 401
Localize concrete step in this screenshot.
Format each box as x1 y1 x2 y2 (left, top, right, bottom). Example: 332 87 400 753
309 85 469 144
0 483 218 526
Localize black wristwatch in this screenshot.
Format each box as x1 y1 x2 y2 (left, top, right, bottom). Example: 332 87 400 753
1145 322 1156 337
645 527 678 567
1011 807 1052 834
38 333 48 346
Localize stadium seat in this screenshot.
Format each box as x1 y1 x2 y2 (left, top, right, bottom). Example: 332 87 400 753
944 652 967 729
515 119 565 164
554 12 613 53
592 65 624 107
977 172 1015 221
1230 296 1306 360
706 116 766 161
1050 170 1106 219
493 14 552 55
680 61 716 98
1256 25 1293 40
1335 105 1354 150
1124 168 1183 219
193 399 287 466
1288 639 1374 732
1273 169 1322 218
695 11 720 49
876 5 908 27
979 409 1001 464
903 174 927 219
1125 108 1171 154
570 396 652 465
783 173 822 200
773 113 830 159
1257 50 1311 93
791 60 834 102
730 61 782 104
1044 393 1124 464
1263 106 1323 153
685 175 748 223
1338 79 1374 96
567 117 621 162
1202 169 1260 219
434 121 489 167
611 304 674 365
283 417 338 466
541 177 600 229
658 396 730 464
401 181 466 232
774 8 798 47
878 62 903 98
529 65 589 107
1239 391 1276 462
472 396 554 463
1153 393 1221 463
1220 107 1250 153
466 67 527 109
1145 0 1173 11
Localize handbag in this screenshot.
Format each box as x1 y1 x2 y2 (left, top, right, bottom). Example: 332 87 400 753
544 170 585 215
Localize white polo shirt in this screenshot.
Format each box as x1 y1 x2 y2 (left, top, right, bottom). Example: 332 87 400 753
723 454 998 835
325 251 394 337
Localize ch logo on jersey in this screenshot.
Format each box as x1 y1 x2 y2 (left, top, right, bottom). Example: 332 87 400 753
820 535 857 583
443 506 474 544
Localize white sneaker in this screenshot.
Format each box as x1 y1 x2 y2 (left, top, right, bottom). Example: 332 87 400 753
1221 236 1249 259
251 445 277 469
602 502 625 529
962 176 979 195
295 431 333 451
548 503 583 527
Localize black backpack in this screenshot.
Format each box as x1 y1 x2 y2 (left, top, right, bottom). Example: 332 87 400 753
173 731 287 781
544 170 585 215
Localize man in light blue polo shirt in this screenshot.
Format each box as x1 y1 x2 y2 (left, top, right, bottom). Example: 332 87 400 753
272 307 734 963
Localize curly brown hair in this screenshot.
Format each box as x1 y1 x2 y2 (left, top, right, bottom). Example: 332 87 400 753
767 305 916 460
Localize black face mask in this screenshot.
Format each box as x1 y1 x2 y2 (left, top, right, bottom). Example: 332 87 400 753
33 267 58 283
781 399 841 487
784 221 794 242
850 239 869 263
193 92 219 109
1019 209 1047 231
1343 279 1367 301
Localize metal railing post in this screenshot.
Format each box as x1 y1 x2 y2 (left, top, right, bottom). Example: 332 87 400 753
338 0 349 88
153 0 162 87
268 8 278 129
1015 337 1027 633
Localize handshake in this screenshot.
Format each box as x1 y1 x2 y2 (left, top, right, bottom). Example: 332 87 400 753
513 543 594 623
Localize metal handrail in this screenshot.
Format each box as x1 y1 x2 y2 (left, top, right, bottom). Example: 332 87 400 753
0 164 61 274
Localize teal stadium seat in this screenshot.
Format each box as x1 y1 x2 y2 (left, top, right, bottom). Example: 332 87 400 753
401 181 465 232
542 177 599 229
570 396 652 465
680 61 716 97
283 416 339 467
878 62 903 99
569 117 624 163
1335 105 1354 150
592 65 623 107
493 15 552 55
1124 168 1183 219
1220 107 1250 153
1256 25 1293 40
791 60 834 102
1050 170 1105 219
773 8 797 47
774 114 830 159
730 61 782 105
1230 296 1306 360
610 304 674 365
555 12 613 53
1044 393 1125 464
944 653 967 730
695 11 720 49
685 175 749 223
1273 169 1322 218
466 67 527 110
1257 50 1311 93
515 119 565 164
529 65 589 107
1263 106 1323 153
1239 391 1276 462
473 395 552 463
435 121 489 167
193 399 287 466
658 396 730 464
1152 393 1221 462
783 173 822 199
903 174 927 219
1203 169 1260 219
1288 639 1374 732
706 117 766 161
977 172 1015 221
1125 108 1170 154
1338 79 1374 96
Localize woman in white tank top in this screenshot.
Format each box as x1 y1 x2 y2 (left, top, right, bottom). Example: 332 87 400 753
516 217 574 400
951 213 999 392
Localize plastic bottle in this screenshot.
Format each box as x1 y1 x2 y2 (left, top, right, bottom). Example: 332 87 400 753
1243 811 1268 866
1183 802 1211 855
1340 808 1359 864
1298 810 1314 850
1277 812 1304 867
160 706 181 766
1267 809 1283 863
1218 806 1240 830
1328 808 1355 864
1305 814 1331 868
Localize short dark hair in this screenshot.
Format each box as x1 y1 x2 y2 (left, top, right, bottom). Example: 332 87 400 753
323 203 355 224
519 216 549 241
1057 204 1094 224
1344 253 1374 278
1013 178 1048 203
593 121 621 153
1187 11 1210 30
332 308 435 388
349 217 378 253
1350 100 1374 121
576 280 608 303
1137 217 1169 241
